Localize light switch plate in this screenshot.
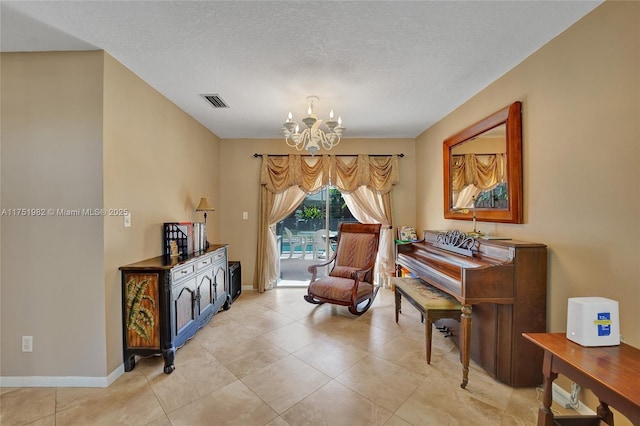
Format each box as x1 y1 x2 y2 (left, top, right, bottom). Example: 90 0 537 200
124 212 131 227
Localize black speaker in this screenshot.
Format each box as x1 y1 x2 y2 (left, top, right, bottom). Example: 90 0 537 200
228 261 241 303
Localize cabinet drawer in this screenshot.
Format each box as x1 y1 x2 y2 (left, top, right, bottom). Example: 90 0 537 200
196 254 213 270
212 249 226 263
172 263 195 283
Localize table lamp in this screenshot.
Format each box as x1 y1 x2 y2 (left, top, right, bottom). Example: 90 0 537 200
195 197 215 222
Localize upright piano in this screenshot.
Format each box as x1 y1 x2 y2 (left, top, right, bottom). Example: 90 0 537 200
396 230 547 387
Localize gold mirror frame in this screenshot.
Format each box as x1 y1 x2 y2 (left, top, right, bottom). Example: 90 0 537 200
443 101 523 224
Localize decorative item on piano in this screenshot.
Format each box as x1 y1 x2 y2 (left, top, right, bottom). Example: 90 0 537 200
466 195 484 238
397 225 419 242
450 195 483 238
434 230 479 257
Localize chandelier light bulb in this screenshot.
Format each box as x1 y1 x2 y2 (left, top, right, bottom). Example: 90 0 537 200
338 116 342 125
329 109 334 119
287 111 293 122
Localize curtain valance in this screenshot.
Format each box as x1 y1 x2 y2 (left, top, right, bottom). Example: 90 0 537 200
260 154 399 194
451 153 505 192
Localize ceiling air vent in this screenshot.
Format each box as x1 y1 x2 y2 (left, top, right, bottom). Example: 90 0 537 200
201 94 229 108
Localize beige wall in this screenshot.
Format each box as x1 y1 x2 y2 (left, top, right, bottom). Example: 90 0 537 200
1 51 106 377
219 138 416 287
1 51 221 380
102 53 221 374
417 3 638 421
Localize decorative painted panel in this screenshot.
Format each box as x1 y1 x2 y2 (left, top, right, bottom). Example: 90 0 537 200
124 273 160 349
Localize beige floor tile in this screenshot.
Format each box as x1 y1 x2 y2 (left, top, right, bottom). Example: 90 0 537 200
297 305 357 334
330 320 397 352
144 412 173 426
213 336 289 378
394 365 506 425
55 371 164 425
261 321 328 353
241 355 331 414
265 416 292 426
233 308 297 334
354 304 400 333
0 387 17 395
216 299 265 322
292 335 368 378
335 354 425 413
500 387 541 425
168 380 278 426
22 414 56 426
271 295 332 321
0 388 55 426
383 415 413 426
282 380 393 426
144 340 238 413
371 334 433 377
194 317 261 354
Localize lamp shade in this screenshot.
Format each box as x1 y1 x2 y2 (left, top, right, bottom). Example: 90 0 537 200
195 197 215 212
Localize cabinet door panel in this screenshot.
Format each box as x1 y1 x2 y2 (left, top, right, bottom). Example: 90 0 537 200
174 278 196 336
213 265 227 301
197 269 214 315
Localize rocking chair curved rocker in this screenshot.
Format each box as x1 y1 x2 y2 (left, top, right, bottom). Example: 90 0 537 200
304 222 382 315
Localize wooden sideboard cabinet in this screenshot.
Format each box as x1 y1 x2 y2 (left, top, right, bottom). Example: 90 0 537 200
120 244 230 374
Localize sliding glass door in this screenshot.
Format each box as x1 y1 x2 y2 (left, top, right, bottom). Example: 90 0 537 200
277 186 356 286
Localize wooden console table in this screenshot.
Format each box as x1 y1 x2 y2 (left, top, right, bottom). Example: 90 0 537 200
523 333 640 426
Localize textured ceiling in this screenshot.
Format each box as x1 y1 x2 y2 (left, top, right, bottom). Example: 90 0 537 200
1 1 602 139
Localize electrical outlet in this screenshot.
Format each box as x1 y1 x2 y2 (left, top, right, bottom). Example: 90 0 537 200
22 336 33 352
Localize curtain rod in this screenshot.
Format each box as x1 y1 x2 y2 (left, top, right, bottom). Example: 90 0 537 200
253 153 404 158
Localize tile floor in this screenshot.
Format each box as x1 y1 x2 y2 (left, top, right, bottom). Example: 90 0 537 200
1 287 571 425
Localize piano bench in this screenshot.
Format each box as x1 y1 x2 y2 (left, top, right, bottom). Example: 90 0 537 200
391 277 462 364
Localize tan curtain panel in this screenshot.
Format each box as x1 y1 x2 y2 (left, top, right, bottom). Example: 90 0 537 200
451 153 505 192
341 186 395 288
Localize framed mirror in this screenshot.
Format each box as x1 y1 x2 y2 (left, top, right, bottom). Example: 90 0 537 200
443 101 523 224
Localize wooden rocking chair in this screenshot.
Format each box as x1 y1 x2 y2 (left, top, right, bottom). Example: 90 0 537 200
304 222 382 315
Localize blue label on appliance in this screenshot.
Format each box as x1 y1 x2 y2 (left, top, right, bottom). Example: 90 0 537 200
595 312 611 336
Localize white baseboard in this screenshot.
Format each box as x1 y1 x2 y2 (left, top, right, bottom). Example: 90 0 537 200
552 383 596 416
0 364 124 388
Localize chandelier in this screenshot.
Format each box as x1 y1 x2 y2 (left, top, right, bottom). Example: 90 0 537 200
282 96 345 155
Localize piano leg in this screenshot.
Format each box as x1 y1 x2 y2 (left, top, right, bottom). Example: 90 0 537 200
460 304 472 389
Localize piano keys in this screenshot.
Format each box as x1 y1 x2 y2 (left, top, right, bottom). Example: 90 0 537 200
396 230 547 387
